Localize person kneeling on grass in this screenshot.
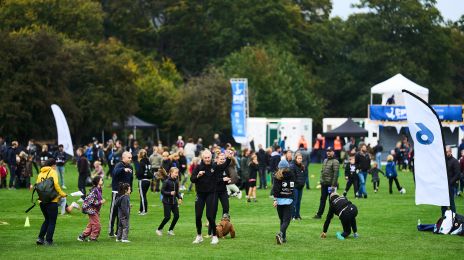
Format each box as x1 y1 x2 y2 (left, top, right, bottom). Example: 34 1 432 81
156 167 182 236
320 193 358 240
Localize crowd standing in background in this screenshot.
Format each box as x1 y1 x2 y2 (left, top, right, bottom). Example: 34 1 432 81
0 130 463 245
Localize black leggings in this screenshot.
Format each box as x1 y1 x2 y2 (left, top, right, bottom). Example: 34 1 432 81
158 203 179 231
108 192 119 235
388 177 402 194
373 180 380 190
195 192 217 236
209 191 229 235
276 204 292 239
138 180 150 213
344 175 359 197
340 205 358 237
78 176 86 200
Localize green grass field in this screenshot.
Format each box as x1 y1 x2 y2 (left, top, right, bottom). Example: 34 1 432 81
0 163 462 259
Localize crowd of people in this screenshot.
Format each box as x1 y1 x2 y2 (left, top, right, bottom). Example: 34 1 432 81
1 133 463 245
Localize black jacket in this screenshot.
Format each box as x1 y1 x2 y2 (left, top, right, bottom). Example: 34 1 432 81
191 158 231 193
272 170 295 198
249 162 259 180
257 149 267 167
54 150 68 166
291 162 305 189
355 152 370 172
136 157 153 180
323 195 355 232
447 156 461 187
112 162 134 192
269 152 281 173
216 167 231 193
162 177 182 204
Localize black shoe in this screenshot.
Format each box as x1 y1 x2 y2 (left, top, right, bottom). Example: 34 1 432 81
109 232 115 237
313 214 321 219
276 233 283 245
363 194 368 199
44 241 54 246
77 234 86 242
342 192 347 197
36 238 44 245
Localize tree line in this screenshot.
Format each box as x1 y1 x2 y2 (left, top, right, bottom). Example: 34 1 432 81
0 0 463 144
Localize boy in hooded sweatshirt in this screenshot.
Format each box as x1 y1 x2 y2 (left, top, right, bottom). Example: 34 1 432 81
272 160 295 245
115 183 131 243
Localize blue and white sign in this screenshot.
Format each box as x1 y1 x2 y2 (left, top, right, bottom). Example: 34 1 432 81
370 105 463 121
230 79 248 144
403 91 449 207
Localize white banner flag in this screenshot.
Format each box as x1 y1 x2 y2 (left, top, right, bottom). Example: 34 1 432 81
403 90 449 206
51 104 74 156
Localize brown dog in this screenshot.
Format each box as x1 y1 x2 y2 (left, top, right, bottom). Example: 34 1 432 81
216 213 235 238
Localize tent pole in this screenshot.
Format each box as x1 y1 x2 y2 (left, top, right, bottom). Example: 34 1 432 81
134 126 136 140
156 128 160 143
101 130 104 143
370 94 373 104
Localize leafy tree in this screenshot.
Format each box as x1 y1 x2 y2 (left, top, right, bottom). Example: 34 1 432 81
173 67 231 139
0 28 139 143
0 0 104 42
221 44 325 121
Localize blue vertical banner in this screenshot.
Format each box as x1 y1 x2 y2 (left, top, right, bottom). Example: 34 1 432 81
230 78 248 144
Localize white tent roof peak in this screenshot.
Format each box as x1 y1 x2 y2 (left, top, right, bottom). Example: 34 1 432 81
370 73 429 95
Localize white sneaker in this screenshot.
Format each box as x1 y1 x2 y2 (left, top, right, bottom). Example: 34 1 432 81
400 188 406 194
77 198 84 203
156 230 162 236
192 235 203 244
167 230 175 236
237 192 242 200
121 240 131 243
211 236 219 245
62 185 67 189
115 239 121 242
71 202 80 209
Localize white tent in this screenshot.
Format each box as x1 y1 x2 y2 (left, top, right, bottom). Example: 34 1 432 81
370 73 429 105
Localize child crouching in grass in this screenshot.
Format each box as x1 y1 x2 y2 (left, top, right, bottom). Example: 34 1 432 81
78 176 105 242
156 167 183 236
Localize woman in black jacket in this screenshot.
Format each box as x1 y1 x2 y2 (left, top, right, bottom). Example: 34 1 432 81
136 149 153 215
156 167 182 236
291 153 305 220
76 148 90 200
191 150 232 245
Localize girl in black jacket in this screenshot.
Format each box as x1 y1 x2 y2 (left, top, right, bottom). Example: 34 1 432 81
248 155 259 202
136 149 153 215
156 167 182 236
272 160 295 245
291 153 305 220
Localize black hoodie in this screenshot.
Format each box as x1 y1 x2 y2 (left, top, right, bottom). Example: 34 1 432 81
191 158 231 193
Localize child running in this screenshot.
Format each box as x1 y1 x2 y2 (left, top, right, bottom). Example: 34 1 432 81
385 155 406 194
272 160 295 245
156 167 183 236
116 183 131 243
78 176 105 242
369 162 385 193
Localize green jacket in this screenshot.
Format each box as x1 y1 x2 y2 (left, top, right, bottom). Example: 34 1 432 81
320 157 339 186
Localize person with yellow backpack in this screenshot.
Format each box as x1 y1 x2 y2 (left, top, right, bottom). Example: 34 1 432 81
35 158 67 246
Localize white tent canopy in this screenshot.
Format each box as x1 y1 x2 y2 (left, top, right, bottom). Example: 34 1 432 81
370 73 429 105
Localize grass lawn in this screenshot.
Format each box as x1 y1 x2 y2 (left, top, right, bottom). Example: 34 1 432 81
0 163 462 259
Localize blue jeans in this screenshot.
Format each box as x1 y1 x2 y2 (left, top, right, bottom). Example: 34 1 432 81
375 152 382 169
293 188 303 218
358 171 367 196
57 166 65 187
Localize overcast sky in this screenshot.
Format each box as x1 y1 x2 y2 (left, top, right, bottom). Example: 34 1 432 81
331 0 464 21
